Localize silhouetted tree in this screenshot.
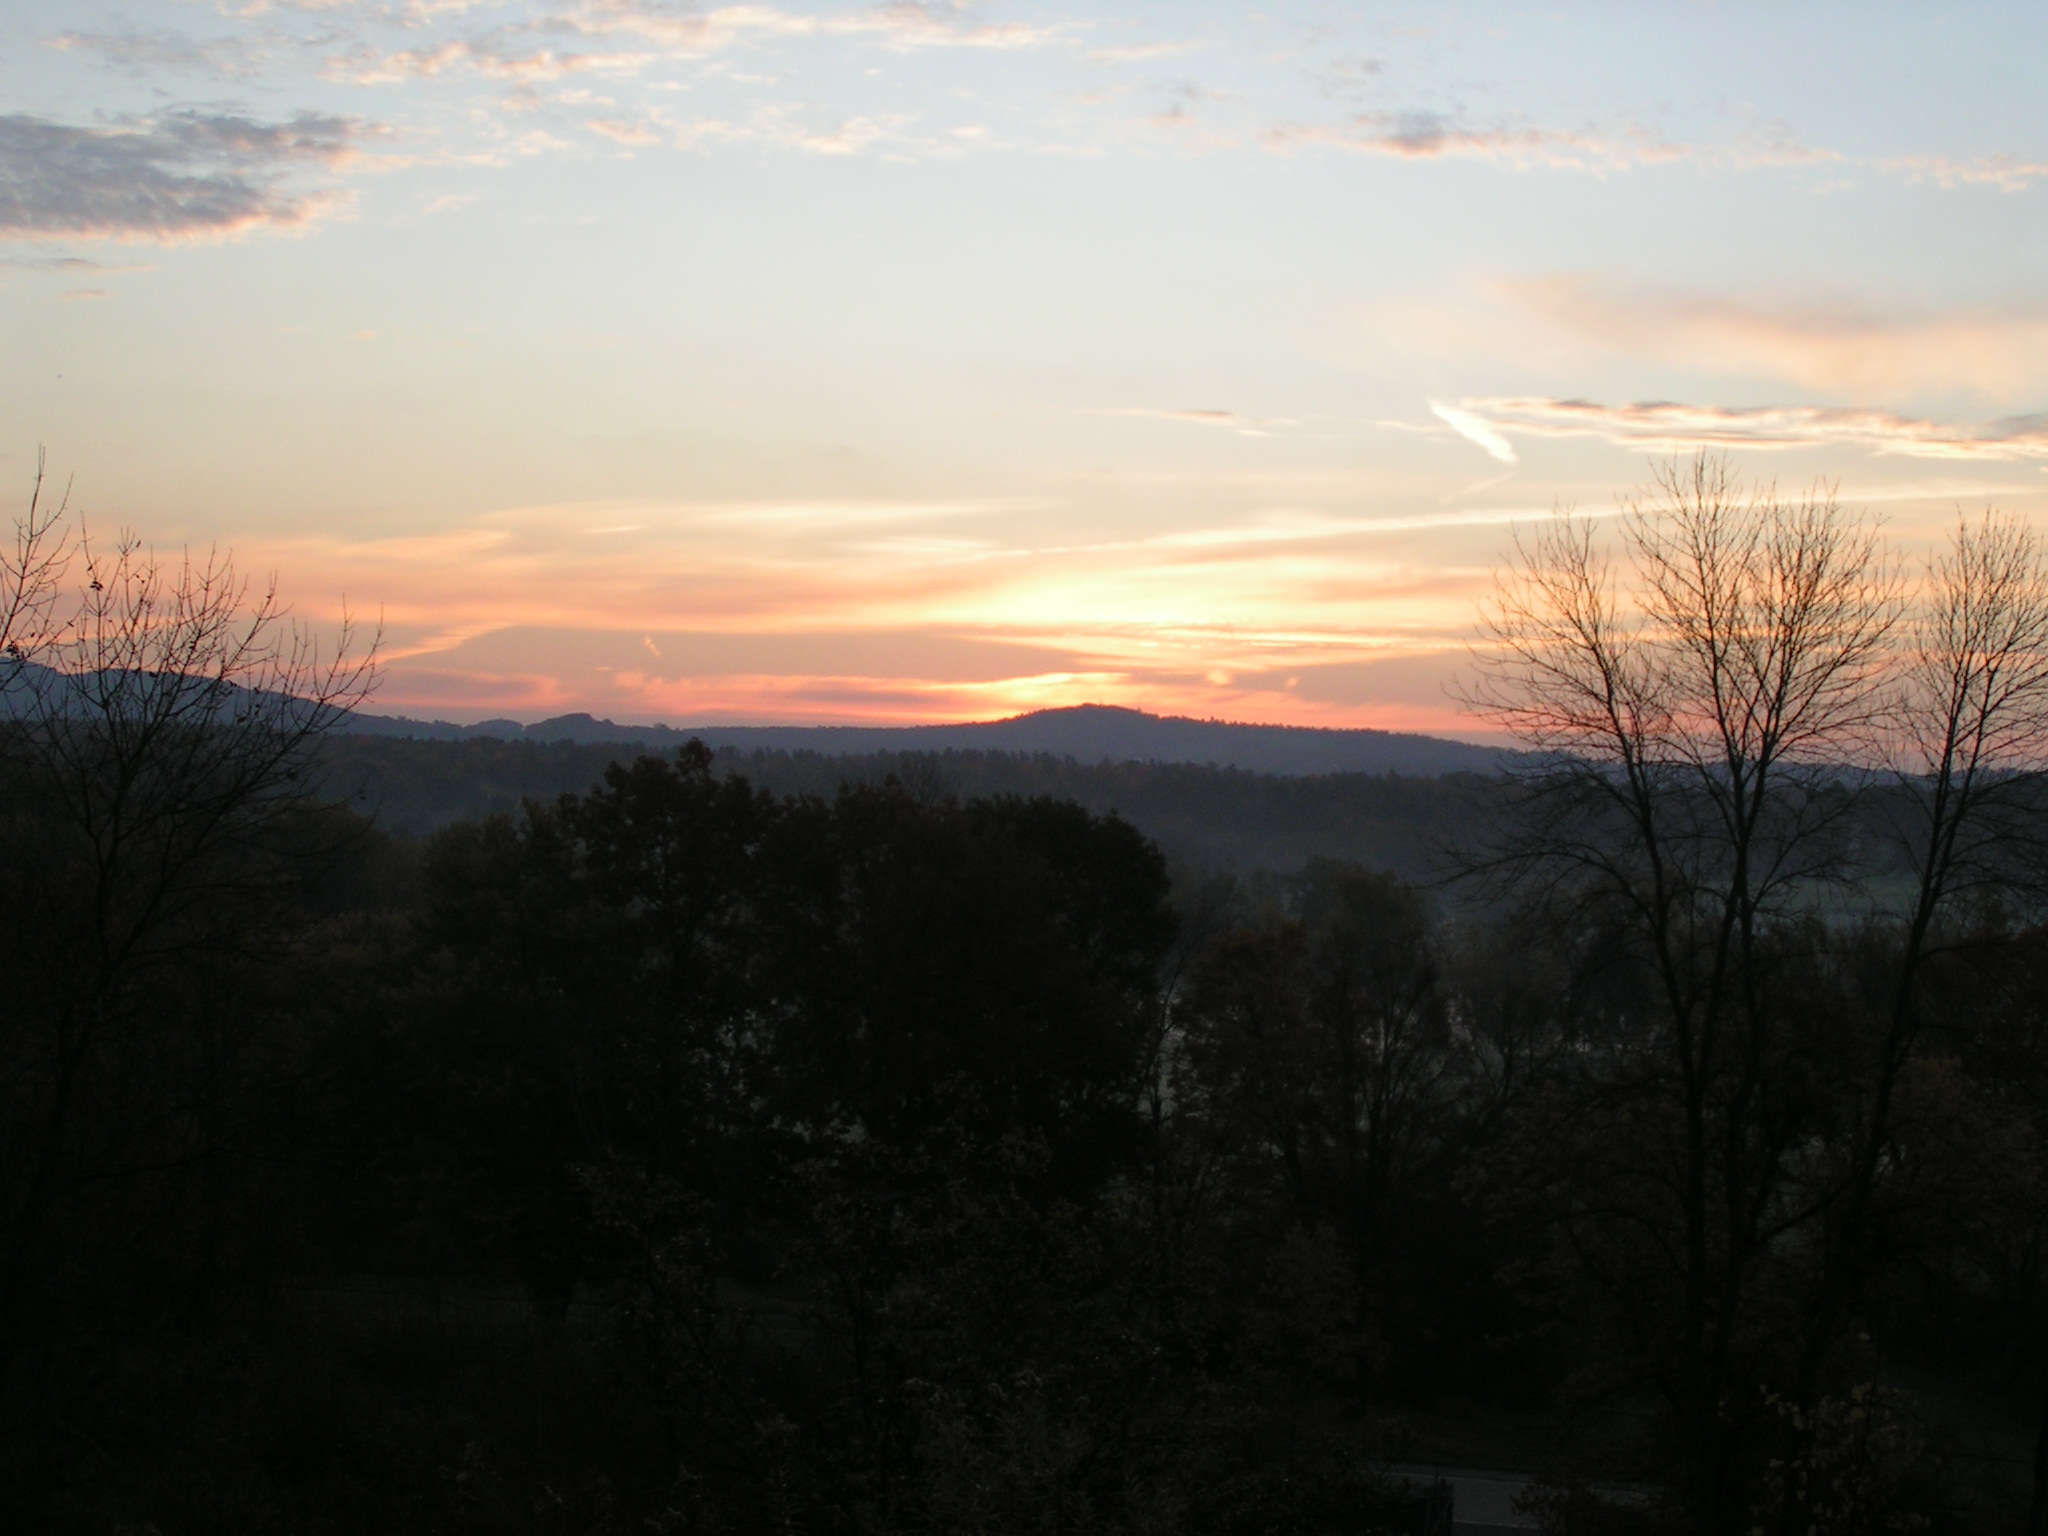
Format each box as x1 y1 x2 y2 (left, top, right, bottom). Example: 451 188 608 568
1466 454 2048 1530
0 498 374 1385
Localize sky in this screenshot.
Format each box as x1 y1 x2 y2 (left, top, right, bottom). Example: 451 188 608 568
4 1 2047 737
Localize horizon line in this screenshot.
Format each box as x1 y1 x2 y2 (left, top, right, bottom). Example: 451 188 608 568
346 699 1509 745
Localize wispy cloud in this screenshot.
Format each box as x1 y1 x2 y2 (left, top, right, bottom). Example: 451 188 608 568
0 110 364 241
97 1 2035 194
329 37 654 84
1259 105 1860 179
640 102 923 155
835 2 1078 52
1879 153 2048 192
1090 407 1295 437
29 2 2045 196
685 497 1034 532
1311 55 1385 98
546 1 815 56
1506 277 2048 398
1441 397 2048 462
47 28 266 78
1262 111 1688 173
243 493 1492 677
1085 40 1201 64
586 116 662 145
1428 402 1517 464
0 253 152 271
561 1 1073 56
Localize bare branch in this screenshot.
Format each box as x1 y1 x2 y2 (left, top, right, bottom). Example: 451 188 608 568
0 448 74 687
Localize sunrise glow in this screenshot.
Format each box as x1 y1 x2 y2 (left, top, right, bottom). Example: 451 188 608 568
7 3 2047 733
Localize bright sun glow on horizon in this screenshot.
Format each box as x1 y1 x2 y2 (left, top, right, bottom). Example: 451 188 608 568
5 2 2047 738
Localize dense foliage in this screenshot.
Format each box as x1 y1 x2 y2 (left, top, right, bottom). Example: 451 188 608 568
5 728 2048 1534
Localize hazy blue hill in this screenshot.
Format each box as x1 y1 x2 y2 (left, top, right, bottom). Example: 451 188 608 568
8 672 1508 877
314 733 1501 882
336 701 1516 777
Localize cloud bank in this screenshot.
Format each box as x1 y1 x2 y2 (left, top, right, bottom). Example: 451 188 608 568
0 110 361 240
1508 278 2048 398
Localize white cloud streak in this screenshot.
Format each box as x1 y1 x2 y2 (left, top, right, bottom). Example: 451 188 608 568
1443 397 2048 462
1428 401 1517 464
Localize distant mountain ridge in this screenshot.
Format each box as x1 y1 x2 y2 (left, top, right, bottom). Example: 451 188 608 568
335 703 1515 778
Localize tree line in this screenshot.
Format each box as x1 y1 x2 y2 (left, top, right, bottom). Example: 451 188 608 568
6 455 2048 1534
315 732 1498 884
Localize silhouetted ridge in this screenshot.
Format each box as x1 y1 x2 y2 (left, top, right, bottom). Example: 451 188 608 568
335 701 1513 777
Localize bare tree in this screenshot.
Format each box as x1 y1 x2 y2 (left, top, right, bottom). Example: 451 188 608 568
1810 509 2048 1524
0 489 376 1381
1888 508 2048 931
1457 454 2043 1528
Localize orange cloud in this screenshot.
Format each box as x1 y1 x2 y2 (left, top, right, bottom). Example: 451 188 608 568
236 473 2046 735
240 494 1506 728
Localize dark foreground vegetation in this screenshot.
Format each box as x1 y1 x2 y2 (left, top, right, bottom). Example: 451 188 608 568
10 455 2048 1534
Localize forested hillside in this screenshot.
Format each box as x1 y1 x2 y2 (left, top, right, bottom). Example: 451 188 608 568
315 733 1499 881
333 701 1518 778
